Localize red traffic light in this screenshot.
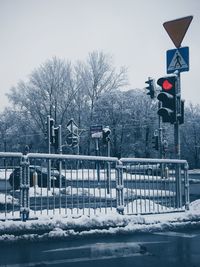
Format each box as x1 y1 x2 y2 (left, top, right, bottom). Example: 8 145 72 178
157 75 177 95
162 80 173 91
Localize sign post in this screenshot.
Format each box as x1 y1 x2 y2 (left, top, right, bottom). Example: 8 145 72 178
163 15 193 159
90 125 103 184
162 16 193 208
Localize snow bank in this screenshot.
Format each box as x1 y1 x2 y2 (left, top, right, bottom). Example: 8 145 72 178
0 200 200 242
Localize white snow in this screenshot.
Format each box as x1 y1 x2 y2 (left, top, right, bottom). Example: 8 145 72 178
0 169 12 180
0 199 200 242
27 186 174 199
0 193 19 205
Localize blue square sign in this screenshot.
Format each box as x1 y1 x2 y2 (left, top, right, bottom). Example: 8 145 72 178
167 46 189 74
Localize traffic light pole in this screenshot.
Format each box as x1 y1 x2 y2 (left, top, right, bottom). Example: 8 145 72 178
174 72 181 159
158 101 163 159
47 115 51 191
174 72 182 208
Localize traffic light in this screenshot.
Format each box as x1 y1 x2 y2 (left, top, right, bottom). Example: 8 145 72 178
145 78 156 99
157 75 177 124
53 127 59 150
152 135 159 151
102 127 111 143
50 118 55 144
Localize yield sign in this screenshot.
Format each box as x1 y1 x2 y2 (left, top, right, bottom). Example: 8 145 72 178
163 16 193 48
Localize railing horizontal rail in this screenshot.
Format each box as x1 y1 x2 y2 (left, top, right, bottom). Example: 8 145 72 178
120 157 187 165
0 152 23 158
28 153 118 162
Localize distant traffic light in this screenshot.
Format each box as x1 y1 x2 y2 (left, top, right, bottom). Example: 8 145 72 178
145 78 156 99
152 135 159 151
157 75 177 124
50 118 55 144
53 127 59 150
102 127 111 143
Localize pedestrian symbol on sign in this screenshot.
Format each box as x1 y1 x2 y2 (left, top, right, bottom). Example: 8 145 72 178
174 52 182 68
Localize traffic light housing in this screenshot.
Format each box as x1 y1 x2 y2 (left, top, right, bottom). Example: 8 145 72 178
53 127 59 150
145 78 156 99
157 75 177 124
50 118 55 144
102 127 111 143
152 135 159 151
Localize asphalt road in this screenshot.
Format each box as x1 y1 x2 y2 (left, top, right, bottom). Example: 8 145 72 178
0 229 200 267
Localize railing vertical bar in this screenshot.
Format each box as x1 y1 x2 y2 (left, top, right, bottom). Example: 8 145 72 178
88 165 91 216
139 164 142 214
99 163 102 213
40 168 42 215
52 168 55 215
11 159 15 216
130 165 133 214
64 160 67 215
134 166 138 215
59 159 61 215
70 165 73 214
110 165 112 210
76 163 79 214
173 167 176 209
148 165 151 213
104 163 107 214
125 166 128 214
143 165 147 213
93 166 96 215
4 159 7 220
82 162 85 215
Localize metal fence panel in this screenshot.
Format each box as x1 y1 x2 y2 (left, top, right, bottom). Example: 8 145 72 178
0 152 23 220
120 158 189 215
27 153 118 217
0 152 189 221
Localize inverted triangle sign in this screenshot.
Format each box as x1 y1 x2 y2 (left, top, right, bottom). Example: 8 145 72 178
163 16 193 48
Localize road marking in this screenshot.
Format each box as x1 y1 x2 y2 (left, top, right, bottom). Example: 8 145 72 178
153 231 199 238
1 241 170 266
43 241 169 253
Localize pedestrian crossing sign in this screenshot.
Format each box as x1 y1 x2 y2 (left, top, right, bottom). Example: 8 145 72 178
166 46 189 74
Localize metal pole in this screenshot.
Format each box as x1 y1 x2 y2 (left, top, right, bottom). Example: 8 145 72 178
158 101 163 159
47 115 51 191
95 138 100 184
174 72 181 159
106 138 111 194
174 72 182 208
58 125 62 155
58 125 62 209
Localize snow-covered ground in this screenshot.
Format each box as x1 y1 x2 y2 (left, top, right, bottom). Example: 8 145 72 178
0 199 200 243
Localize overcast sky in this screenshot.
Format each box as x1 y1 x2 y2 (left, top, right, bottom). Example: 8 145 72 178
0 0 199 111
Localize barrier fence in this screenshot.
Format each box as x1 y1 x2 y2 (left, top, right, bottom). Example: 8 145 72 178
0 152 189 221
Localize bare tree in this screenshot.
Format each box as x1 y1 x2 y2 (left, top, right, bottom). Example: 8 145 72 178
76 51 128 122
7 57 78 134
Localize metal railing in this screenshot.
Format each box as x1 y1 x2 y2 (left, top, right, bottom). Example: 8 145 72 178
0 152 189 221
120 158 189 215
0 152 22 221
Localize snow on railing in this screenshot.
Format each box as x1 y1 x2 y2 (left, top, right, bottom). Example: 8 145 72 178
0 152 189 221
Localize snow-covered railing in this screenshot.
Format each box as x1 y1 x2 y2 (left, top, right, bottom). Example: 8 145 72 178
0 152 189 221
120 158 189 215
0 152 22 221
